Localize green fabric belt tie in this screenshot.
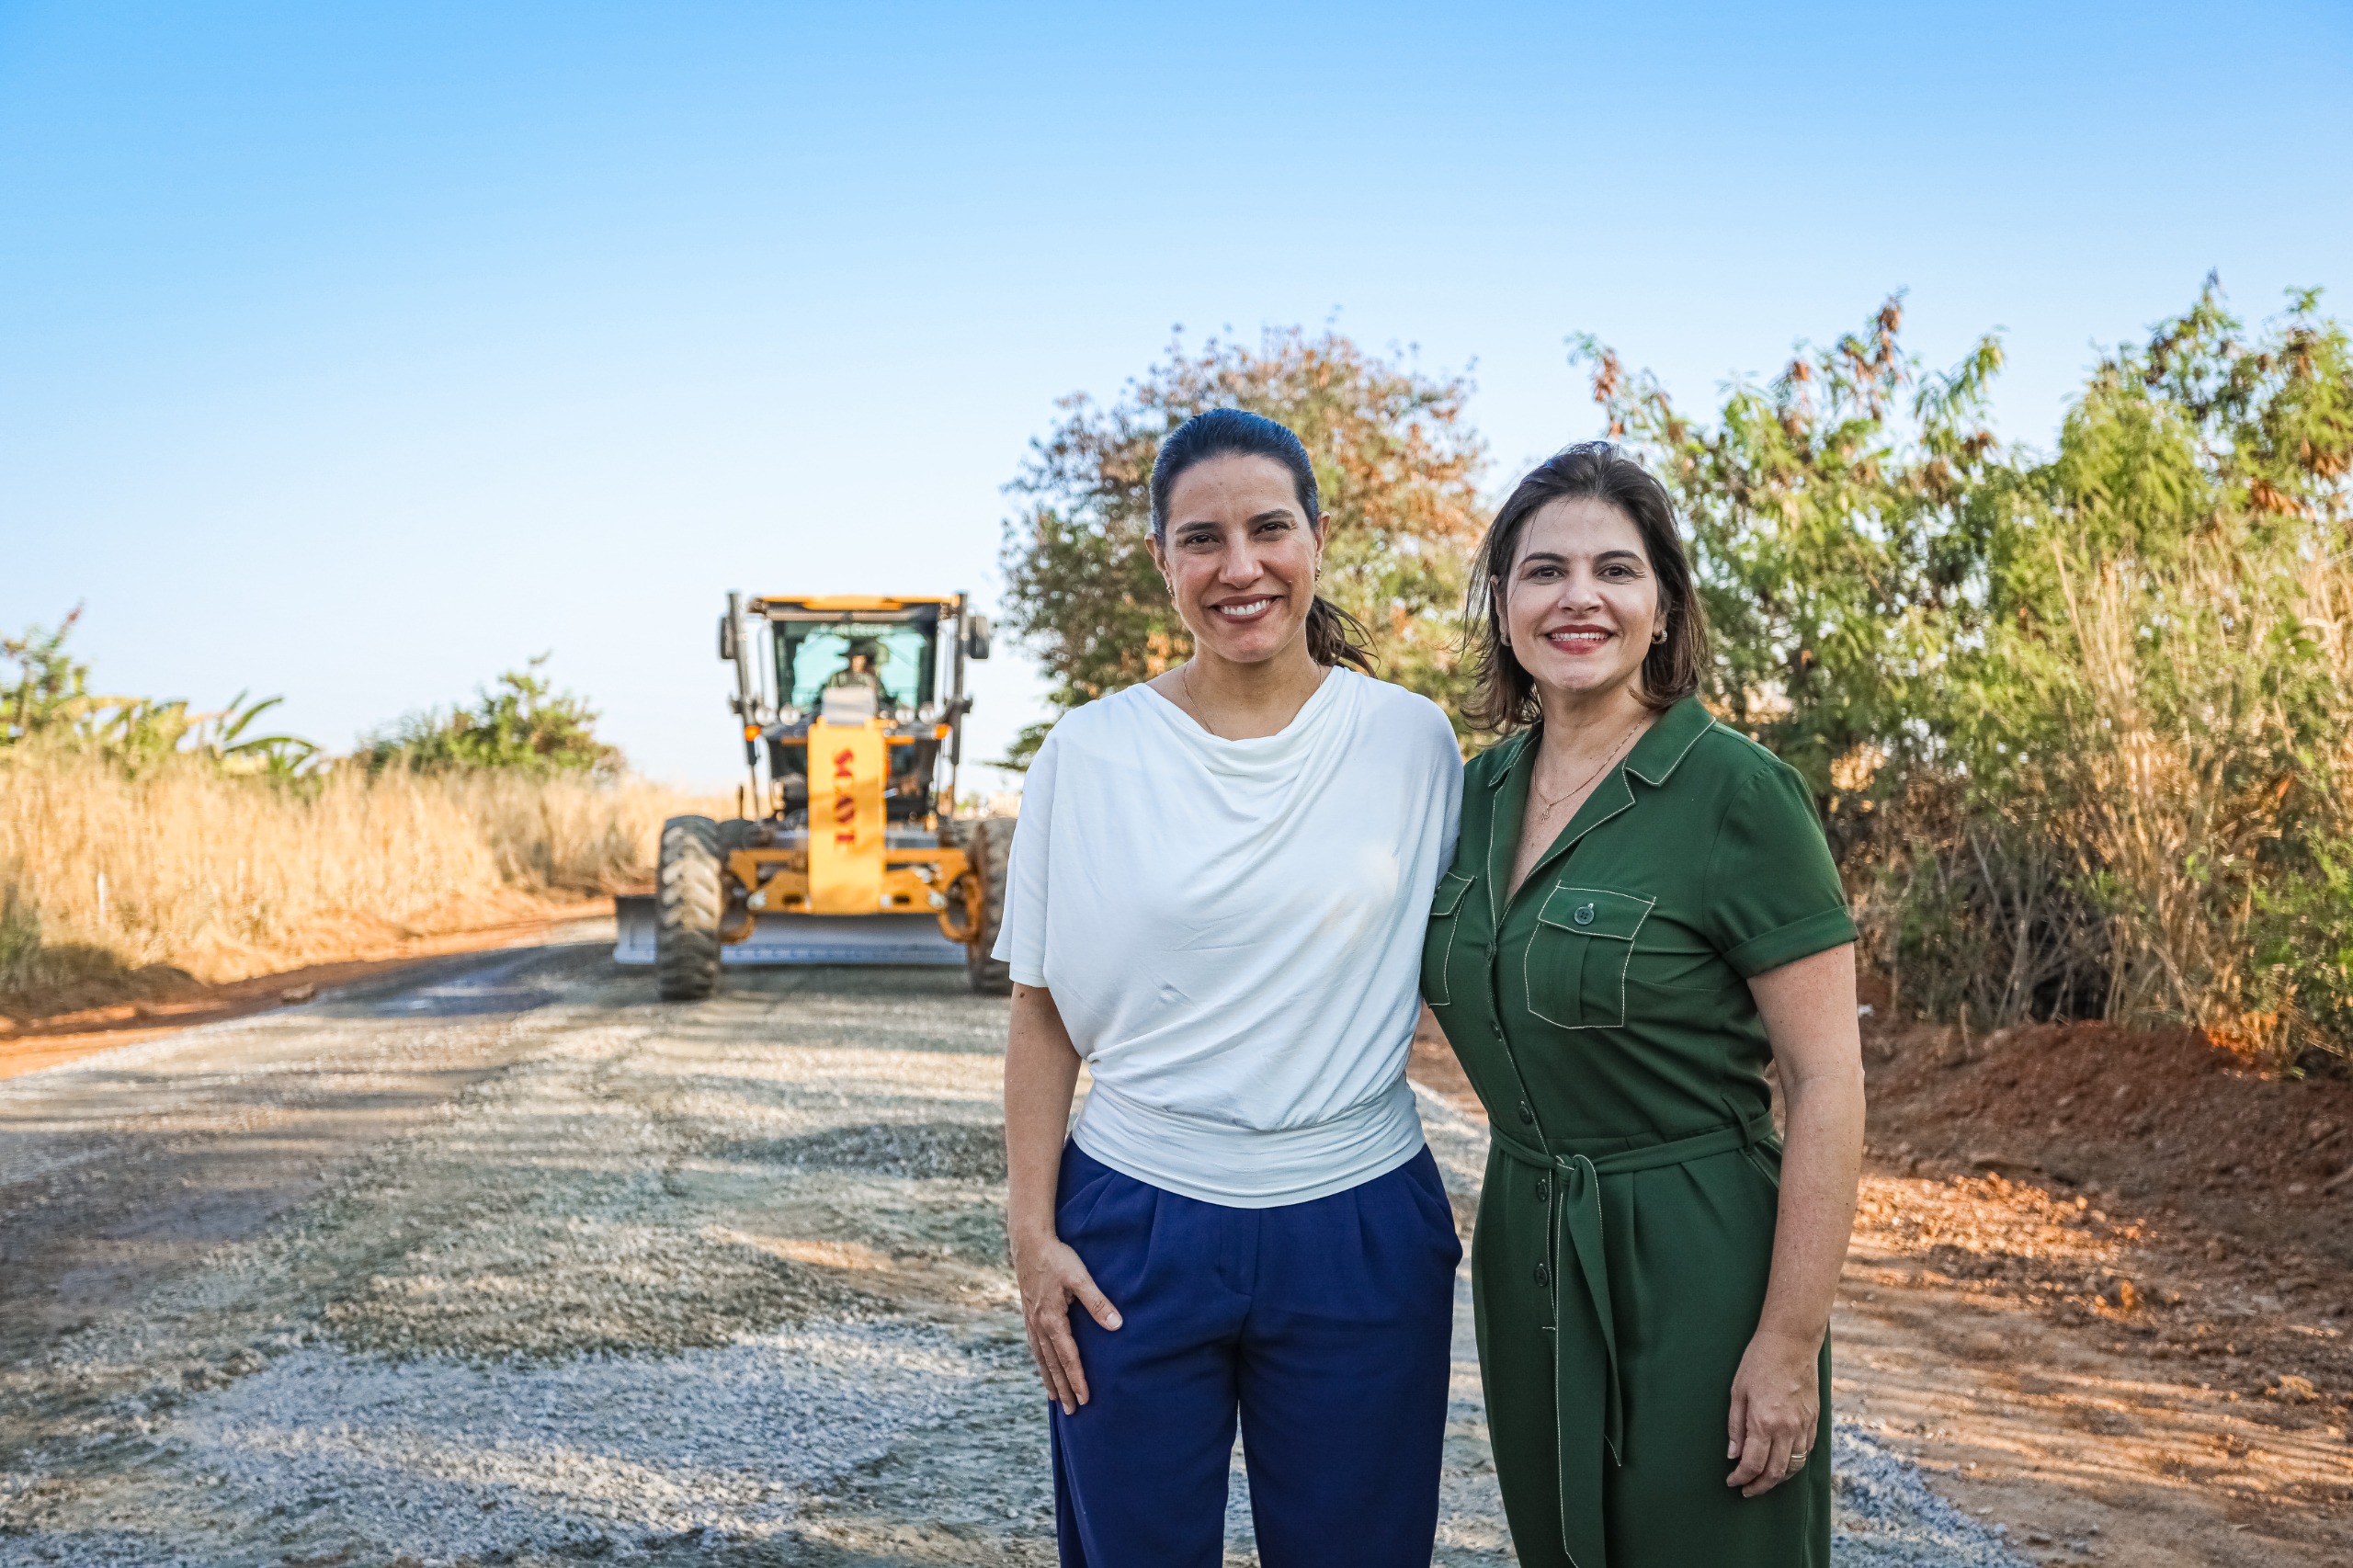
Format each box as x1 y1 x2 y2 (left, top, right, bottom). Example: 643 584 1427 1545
1489 1108 1779 1568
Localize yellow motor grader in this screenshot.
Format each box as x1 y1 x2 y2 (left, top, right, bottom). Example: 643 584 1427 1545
613 592 1013 999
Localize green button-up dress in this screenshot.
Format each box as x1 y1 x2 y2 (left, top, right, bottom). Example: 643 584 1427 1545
1424 696 1855 1568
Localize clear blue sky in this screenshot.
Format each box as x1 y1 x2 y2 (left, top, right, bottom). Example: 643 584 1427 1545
5 1 2348 790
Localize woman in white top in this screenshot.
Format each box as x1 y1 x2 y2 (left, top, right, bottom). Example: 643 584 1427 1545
997 409 1465 1567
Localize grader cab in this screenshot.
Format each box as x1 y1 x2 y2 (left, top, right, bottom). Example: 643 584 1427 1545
613 592 1014 999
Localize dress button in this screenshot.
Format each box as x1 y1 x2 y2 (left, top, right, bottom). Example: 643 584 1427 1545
1533 1263 1551 1287
1535 1176 1551 1201
1517 1102 1535 1124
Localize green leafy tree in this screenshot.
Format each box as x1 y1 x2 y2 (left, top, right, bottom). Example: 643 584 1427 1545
3 608 316 776
1963 282 2353 1058
997 328 1486 764
363 655 621 777
1579 297 2008 795
1587 281 2353 1067
3 607 99 744
202 693 321 778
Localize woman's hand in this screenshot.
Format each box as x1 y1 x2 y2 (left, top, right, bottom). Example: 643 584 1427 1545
1002 983 1120 1415
1012 1228 1121 1415
1724 1327 1821 1496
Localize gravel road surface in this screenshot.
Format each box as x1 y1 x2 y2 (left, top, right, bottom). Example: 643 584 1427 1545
0 935 2026 1565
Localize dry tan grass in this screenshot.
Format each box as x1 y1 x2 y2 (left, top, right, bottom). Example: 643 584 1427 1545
0 753 713 1013
2052 541 2353 1060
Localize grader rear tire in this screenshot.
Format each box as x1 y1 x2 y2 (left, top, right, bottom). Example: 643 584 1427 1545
655 814 723 1001
965 815 1014 996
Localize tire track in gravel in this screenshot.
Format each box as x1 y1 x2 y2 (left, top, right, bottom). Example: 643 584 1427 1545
3 937 2027 1566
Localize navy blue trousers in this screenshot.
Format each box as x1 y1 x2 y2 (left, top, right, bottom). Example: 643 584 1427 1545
1049 1142 1462 1568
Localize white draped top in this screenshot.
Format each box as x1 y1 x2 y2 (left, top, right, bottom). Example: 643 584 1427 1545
993 668 1462 1206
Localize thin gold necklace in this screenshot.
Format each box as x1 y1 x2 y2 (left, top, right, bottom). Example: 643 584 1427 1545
1530 716 1644 815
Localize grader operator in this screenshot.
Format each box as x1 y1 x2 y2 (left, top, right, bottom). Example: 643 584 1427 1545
613 592 1013 999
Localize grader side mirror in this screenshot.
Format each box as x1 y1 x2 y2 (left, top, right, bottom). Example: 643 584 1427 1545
717 614 738 662
965 614 993 662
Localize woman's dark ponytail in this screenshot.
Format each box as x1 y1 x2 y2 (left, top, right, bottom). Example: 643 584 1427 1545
1304 595 1377 673
1150 408 1379 674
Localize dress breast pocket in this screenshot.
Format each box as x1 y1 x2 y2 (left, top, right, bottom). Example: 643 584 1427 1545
1422 872 1474 1006
1522 884 1656 1029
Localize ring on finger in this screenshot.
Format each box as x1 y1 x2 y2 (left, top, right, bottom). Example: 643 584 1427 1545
1784 1452 1807 1472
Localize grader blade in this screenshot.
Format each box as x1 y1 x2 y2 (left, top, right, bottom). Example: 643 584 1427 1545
614 898 962 967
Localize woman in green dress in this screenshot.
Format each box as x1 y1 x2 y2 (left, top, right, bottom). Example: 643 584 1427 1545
1423 443 1865 1567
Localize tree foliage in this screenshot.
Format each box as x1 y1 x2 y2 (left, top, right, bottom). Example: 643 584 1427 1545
3 608 318 777
1589 280 2353 1069
996 328 1486 764
361 655 621 778
1575 296 2009 793
1977 283 2353 1062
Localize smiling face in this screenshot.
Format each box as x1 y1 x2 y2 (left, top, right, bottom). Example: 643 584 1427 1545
1150 453 1326 667
1501 495 1662 703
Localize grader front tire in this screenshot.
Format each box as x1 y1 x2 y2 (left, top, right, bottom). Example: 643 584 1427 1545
655 814 724 1001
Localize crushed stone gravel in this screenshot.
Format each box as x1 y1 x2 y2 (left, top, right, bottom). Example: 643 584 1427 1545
1828 1425 2031 1567
0 951 2034 1566
177 1324 1022 1560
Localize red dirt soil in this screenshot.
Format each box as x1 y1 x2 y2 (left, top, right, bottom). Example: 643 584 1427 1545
1865 1006 2353 1265
1409 987 2353 1563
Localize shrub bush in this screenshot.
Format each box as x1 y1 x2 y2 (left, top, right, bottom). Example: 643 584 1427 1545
1589 280 2353 1070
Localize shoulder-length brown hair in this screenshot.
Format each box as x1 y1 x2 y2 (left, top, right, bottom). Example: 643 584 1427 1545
1462 441 1708 733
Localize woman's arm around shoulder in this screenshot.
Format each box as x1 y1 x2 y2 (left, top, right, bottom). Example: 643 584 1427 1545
1357 681 1463 861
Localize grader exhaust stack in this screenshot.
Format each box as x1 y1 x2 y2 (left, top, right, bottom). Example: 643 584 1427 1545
613 593 1013 996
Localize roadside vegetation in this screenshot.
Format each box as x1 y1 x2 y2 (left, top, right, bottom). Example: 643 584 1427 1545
1583 281 2352 1075
0 623 696 1020
1000 282 2353 1074
358 654 622 778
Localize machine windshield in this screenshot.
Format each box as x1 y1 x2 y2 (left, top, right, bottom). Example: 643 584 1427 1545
778 622 932 716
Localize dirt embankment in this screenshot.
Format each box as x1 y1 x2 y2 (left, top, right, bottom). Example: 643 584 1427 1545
1413 991 2353 1565
1845 994 2353 1564
1864 1002 2353 1403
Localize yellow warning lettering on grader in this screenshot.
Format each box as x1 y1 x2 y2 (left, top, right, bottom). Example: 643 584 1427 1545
809 720 886 914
